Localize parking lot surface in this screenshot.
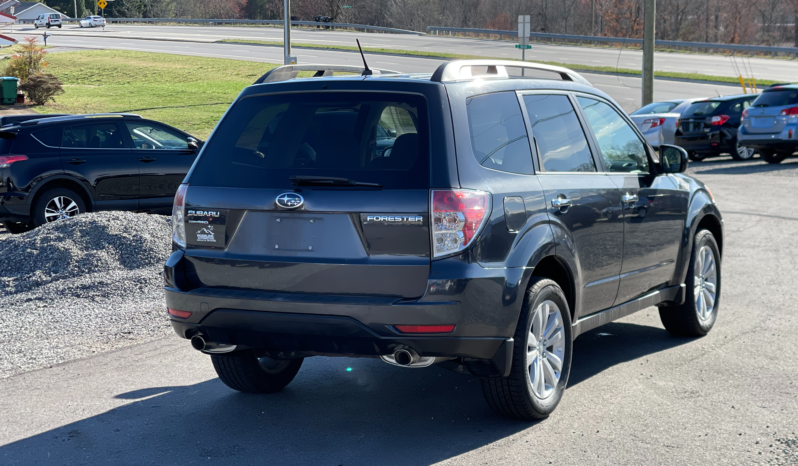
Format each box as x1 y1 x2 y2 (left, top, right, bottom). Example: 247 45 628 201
0 157 796 465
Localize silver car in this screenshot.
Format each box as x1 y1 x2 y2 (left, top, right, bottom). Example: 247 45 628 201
630 98 705 149
738 85 798 164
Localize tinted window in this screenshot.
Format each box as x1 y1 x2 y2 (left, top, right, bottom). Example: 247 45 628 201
752 89 798 108
466 92 533 175
62 123 125 149
31 127 61 147
189 92 429 189
577 97 649 174
0 135 14 154
522 94 595 173
632 101 680 115
727 98 754 115
126 122 187 150
684 101 722 117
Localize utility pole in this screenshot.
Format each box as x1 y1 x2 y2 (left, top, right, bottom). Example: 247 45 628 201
591 0 595 36
642 0 656 106
74 0 78 20
283 0 296 64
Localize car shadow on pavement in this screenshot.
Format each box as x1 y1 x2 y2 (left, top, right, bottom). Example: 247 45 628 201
0 322 691 465
690 158 798 175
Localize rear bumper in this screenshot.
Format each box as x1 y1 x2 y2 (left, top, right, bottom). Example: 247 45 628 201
736 136 798 151
674 131 728 154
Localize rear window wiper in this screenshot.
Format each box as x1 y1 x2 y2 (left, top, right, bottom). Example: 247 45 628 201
289 175 382 188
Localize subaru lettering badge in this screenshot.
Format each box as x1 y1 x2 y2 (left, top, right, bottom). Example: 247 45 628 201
276 193 304 209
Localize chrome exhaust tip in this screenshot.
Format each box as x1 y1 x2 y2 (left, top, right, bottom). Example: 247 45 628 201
190 335 237 354
393 348 417 366
190 335 206 351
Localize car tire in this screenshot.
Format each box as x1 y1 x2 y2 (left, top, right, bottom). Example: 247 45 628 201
57 25 61 28
761 150 789 164
659 229 721 337
731 140 756 161
32 187 87 227
211 349 303 394
481 277 573 420
2 220 35 234
46 24 50 28
34 24 39 29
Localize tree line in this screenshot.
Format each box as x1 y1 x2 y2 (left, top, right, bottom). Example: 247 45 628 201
38 0 798 46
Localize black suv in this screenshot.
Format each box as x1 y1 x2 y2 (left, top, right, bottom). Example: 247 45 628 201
0 114 201 233
673 94 758 162
165 61 724 420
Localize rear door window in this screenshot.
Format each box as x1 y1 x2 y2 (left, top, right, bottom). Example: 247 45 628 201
189 92 429 189
521 94 596 173
466 92 534 175
62 123 126 149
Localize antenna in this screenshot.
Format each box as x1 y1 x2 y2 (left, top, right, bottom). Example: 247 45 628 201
356 39 372 76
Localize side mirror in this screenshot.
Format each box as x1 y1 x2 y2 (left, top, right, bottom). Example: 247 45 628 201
660 144 688 173
388 129 397 138
187 137 199 151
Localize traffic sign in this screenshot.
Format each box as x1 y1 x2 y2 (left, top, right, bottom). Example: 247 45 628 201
515 44 531 49
98 0 107 10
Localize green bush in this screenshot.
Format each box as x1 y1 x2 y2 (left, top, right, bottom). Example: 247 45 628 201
19 74 64 106
4 36 48 83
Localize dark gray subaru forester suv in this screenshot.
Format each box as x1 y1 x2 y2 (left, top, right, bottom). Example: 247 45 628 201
164 60 723 420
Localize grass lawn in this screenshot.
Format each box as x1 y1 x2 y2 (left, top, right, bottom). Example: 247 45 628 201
33 50 278 139
218 39 778 87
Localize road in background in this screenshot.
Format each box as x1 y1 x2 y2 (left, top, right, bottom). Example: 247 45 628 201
1 157 796 465
8 23 797 83
8 31 742 112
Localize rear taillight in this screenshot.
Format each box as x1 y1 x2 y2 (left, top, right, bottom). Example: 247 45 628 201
711 115 730 126
742 109 749 118
172 184 188 248
0 155 27 168
431 189 490 258
780 107 798 117
643 118 666 128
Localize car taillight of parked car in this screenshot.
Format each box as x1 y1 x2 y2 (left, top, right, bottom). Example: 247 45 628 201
172 184 188 248
643 118 666 129
431 189 489 258
779 107 798 118
0 155 27 168
710 115 730 126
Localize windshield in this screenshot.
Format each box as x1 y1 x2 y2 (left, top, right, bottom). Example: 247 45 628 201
751 89 798 108
632 101 680 115
189 92 429 189
683 101 722 117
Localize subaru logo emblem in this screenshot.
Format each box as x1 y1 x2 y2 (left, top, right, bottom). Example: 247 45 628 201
276 193 304 209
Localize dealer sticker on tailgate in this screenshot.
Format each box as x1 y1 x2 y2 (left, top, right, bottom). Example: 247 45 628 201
185 208 228 248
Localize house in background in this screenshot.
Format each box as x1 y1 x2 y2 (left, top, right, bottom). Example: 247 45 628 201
0 1 69 22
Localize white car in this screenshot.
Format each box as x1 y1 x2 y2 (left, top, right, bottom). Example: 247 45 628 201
34 13 62 29
629 98 706 149
79 16 106 28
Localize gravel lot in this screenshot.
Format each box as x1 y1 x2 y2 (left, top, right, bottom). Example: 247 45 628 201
0 212 172 378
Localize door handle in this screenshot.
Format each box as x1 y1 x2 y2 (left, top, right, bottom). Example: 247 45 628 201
67 158 86 165
622 193 639 205
138 157 157 163
551 197 573 210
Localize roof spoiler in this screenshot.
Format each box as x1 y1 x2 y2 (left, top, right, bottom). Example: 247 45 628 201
430 60 592 85
254 64 401 84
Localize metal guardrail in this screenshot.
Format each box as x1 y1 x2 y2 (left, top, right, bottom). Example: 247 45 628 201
99 18 424 35
426 26 798 57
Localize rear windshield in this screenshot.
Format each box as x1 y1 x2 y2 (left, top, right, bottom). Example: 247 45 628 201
189 92 429 189
632 101 679 115
683 101 722 117
751 89 798 108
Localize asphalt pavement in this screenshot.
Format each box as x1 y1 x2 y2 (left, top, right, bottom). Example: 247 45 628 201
7 27 744 113
1 156 796 465
8 23 798 82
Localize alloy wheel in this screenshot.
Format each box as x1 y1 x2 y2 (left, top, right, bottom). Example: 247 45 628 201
694 245 718 322
43 196 80 222
736 142 755 160
526 300 566 399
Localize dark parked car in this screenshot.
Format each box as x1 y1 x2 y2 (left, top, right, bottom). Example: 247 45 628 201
737 84 798 164
674 94 758 161
164 61 724 420
0 114 202 233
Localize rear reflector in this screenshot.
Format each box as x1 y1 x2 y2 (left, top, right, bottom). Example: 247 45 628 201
431 189 490 258
168 308 192 319
0 155 27 168
394 325 455 334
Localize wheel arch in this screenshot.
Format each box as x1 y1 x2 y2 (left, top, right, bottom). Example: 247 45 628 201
28 176 94 214
527 255 577 322
676 193 723 286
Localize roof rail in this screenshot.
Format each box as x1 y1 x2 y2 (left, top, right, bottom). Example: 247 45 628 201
430 60 591 85
19 113 142 126
254 64 401 84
